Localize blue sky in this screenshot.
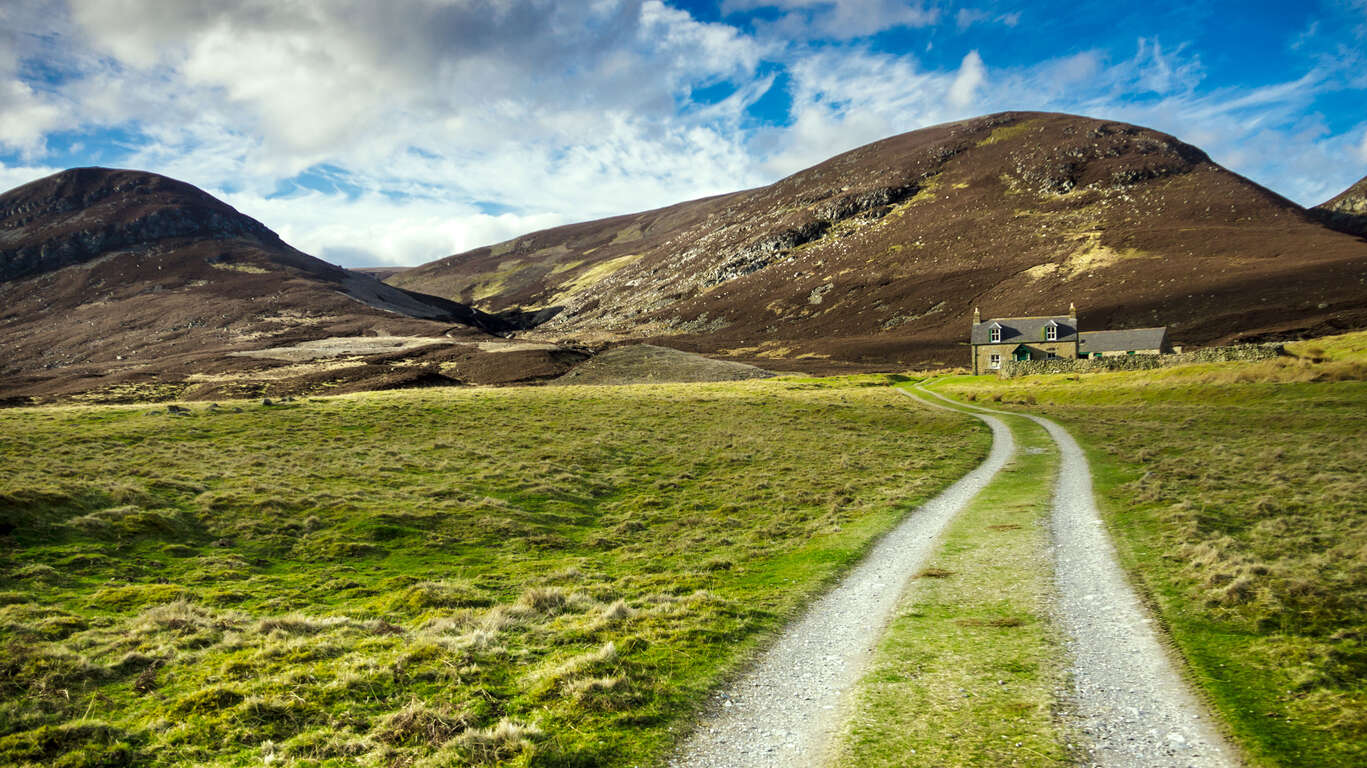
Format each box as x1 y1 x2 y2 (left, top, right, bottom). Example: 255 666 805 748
1 1 1364 266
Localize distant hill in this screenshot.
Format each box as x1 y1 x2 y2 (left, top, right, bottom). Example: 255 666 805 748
389 112 1367 370
351 266 413 282
1312 174 1367 237
554 344 774 386
0 169 569 402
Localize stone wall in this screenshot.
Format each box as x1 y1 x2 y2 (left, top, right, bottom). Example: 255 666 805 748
998 343 1284 378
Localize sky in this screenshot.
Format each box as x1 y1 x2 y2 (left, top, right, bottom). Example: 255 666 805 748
2 1 1365 267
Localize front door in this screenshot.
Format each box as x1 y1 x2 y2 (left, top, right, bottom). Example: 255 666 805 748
1013 345 1031 362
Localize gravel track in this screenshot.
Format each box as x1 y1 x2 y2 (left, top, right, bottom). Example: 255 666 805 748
915 387 1240 768
666 391 1013 768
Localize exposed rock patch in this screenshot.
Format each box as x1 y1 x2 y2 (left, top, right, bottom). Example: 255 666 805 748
1312 174 1367 237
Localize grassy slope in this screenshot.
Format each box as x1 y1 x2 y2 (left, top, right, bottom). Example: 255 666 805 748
935 331 1367 767
829 408 1072 767
0 378 987 768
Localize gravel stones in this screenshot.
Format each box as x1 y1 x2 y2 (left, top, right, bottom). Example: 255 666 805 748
1035 414 1238 768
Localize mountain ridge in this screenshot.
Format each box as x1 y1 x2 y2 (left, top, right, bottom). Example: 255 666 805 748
388 111 1367 369
3 112 1367 402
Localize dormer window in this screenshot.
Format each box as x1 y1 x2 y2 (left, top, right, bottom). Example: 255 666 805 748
988 323 1002 343
1046 322 1058 341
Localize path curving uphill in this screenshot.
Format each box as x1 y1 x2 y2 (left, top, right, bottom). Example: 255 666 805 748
916 386 1240 768
667 392 1013 768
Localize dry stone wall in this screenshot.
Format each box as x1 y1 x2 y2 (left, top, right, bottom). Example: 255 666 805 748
999 343 1284 378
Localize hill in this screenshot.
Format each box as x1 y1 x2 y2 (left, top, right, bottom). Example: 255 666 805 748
553 344 773 385
389 112 1367 371
0 169 580 403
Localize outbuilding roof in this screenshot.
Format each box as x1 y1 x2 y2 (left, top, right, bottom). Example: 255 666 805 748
970 315 1077 345
1078 328 1168 353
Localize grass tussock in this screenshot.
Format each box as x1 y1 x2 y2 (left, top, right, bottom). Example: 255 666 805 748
937 329 1367 767
0 378 986 767
372 701 472 746
450 719 544 764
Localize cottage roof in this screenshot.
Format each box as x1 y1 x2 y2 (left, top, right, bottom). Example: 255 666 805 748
971 315 1077 345
1078 327 1168 353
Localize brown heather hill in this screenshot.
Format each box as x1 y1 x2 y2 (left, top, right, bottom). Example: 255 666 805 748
351 266 413 281
1313 174 1367 237
390 111 1367 371
0 169 580 403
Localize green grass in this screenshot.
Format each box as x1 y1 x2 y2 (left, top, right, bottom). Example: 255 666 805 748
829 405 1072 767
933 330 1367 767
0 379 988 767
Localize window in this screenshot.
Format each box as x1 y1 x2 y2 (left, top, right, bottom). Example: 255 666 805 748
1047 352 1058 359
989 325 1001 342
989 354 1001 369
1046 324 1057 341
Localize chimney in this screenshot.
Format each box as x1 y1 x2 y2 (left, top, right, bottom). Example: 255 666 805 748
973 307 981 324
1068 301 1076 319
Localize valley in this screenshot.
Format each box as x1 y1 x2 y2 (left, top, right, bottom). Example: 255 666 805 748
2 108 1365 768
4 113 1367 404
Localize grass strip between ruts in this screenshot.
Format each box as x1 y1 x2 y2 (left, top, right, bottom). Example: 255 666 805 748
828 400 1073 767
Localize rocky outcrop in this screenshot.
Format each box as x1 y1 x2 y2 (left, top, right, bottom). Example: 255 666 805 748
701 184 919 287
1312 175 1367 237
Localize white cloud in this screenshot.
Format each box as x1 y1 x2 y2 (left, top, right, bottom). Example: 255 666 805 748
220 189 573 268
1130 37 1204 95
0 162 64 193
0 79 63 154
948 50 985 108
20 0 773 265
955 8 1019 31
724 0 937 40
0 8 66 155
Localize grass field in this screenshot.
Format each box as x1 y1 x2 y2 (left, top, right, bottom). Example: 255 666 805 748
0 378 987 767
934 331 1367 767
830 408 1072 767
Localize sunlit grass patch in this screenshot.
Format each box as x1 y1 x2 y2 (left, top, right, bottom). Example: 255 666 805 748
935 336 1367 767
0 379 987 767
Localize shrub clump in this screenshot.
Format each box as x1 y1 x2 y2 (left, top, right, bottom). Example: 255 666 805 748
386 580 493 613
0 721 138 768
450 719 542 764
